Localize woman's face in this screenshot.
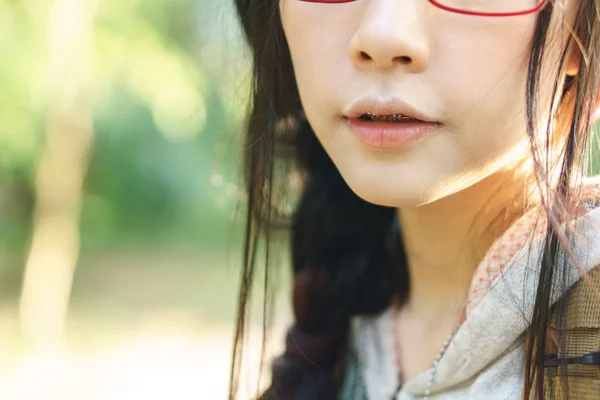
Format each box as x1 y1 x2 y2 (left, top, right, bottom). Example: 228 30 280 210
279 0 569 207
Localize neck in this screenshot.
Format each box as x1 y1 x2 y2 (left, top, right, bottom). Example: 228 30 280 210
397 168 531 322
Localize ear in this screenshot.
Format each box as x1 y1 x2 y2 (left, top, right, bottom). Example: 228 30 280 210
565 41 600 125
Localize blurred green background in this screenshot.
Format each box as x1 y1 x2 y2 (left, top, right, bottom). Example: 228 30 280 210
0 1 291 399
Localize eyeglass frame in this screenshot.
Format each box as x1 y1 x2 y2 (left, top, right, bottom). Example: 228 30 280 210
298 0 549 18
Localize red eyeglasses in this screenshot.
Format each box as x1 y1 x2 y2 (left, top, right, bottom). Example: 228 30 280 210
298 0 548 17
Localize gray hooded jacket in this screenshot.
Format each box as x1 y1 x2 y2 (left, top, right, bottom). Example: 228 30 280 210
340 178 600 400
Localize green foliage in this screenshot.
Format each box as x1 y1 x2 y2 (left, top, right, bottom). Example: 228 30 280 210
1 0 248 252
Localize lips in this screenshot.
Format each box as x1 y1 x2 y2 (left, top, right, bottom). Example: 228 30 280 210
343 96 437 123
342 97 441 151
345 117 442 151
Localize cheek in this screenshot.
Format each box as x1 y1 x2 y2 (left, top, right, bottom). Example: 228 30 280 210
279 1 354 120
431 17 536 124
427 17 537 165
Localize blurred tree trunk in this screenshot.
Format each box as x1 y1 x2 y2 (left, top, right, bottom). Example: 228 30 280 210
19 0 95 354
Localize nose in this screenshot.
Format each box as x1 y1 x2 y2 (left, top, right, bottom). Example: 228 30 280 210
348 0 430 73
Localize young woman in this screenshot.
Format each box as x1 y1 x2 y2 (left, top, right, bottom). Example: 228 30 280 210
229 0 600 398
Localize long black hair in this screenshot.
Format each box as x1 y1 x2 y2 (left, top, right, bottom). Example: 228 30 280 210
229 0 600 398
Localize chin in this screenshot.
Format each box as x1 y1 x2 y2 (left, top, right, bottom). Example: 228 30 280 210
342 172 434 208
